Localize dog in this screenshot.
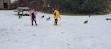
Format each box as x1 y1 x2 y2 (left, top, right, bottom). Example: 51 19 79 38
46 17 50 20
106 18 111 20
84 20 88 24
41 15 44 18
106 18 109 20
89 15 90 17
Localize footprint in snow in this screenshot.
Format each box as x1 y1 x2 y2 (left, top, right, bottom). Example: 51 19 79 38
18 29 21 31
10 26 14 30
8 39 11 41
61 32 64 33
33 34 36 36
5 32 8 36
67 43 71 46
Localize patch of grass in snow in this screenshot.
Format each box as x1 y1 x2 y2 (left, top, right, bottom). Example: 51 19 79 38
60 13 86 16
41 11 105 16
0 29 7 32
60 13 105 16
41 11 86 16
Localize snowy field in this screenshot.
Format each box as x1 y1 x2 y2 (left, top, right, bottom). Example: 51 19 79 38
0 10 111 49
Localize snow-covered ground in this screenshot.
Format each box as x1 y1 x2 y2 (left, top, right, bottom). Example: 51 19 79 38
11 0 16 3
0 10 111 49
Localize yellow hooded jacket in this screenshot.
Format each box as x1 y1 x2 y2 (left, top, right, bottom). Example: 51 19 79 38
54 10 60 19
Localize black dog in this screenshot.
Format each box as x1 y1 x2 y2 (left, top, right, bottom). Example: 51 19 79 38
84 20 88 24
89 15 90 17
41 15 44 18
46 17 50 20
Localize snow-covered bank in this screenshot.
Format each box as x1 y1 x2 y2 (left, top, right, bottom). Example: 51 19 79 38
0 10 111 49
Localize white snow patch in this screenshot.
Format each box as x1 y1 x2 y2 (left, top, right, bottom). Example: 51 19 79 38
0 10 111 49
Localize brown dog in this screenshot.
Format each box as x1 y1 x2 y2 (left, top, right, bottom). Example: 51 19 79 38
46 17 50 20
106 18 111 20
84 20 88 24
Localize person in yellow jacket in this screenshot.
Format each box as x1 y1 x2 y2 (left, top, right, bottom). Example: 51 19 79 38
54 8 61 25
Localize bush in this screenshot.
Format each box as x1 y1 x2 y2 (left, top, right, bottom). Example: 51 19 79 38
58 0 110 14
12 0 111 14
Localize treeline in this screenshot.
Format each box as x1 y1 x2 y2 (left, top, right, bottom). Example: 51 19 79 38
12 0 111 14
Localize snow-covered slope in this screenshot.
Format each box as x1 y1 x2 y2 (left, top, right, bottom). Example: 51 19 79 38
0 10 111 49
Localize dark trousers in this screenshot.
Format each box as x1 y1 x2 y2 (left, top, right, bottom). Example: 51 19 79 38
55 19 58 24
32 19 37 26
